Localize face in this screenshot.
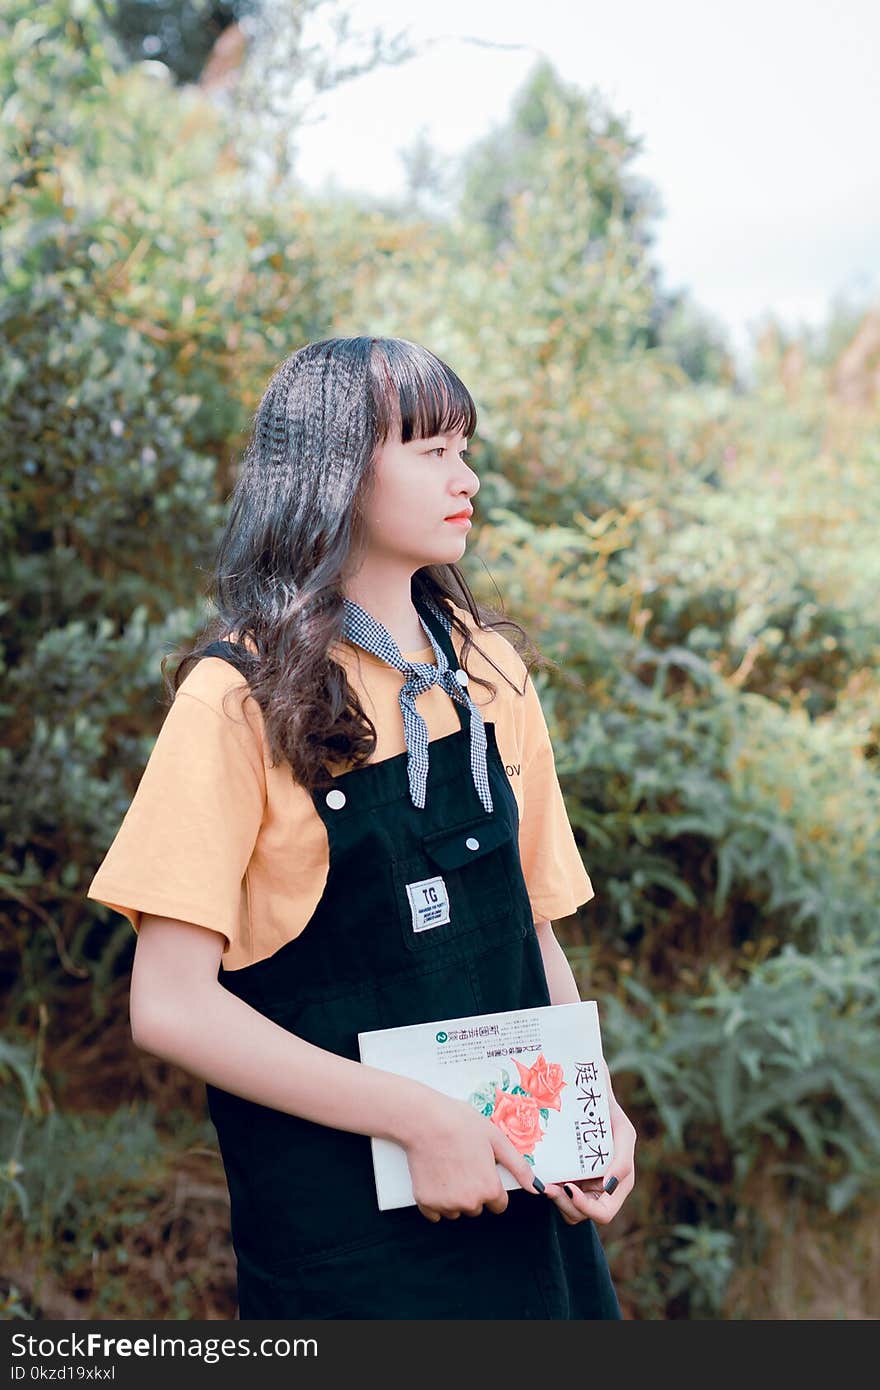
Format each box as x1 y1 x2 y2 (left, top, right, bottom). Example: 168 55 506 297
358 424 480 569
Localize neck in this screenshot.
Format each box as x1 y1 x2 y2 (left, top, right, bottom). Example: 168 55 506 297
343 564 430 652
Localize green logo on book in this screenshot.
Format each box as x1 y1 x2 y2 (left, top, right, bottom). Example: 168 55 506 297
436 1031 448 1043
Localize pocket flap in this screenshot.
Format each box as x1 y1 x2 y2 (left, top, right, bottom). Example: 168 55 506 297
421 814 513 871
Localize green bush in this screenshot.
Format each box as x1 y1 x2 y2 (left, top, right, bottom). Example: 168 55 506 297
2 0 878 1321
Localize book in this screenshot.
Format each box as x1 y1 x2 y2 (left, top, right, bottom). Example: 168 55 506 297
357 1000 614 1211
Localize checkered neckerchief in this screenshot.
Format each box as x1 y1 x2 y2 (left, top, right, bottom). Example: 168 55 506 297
341 595 493 813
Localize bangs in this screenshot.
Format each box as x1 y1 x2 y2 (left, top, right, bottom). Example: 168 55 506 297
370 338 477 446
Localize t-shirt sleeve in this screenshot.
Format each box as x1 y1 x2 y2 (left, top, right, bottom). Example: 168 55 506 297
517 671 595 923
85 684 266 955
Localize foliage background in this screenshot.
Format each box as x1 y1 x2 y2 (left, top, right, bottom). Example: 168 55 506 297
2 0 878 1320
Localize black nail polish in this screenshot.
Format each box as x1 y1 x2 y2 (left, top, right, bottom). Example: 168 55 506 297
532 1176 545 1193
562 1184 573 1198
604 1174 619 1194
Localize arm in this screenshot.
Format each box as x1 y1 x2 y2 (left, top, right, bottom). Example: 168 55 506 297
131 914 555 1219
534 915 620 1105
131 913 441 1149
533 917 638 1226
533 917 581 1006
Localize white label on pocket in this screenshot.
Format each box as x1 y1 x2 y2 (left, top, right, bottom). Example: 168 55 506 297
405 875 451 933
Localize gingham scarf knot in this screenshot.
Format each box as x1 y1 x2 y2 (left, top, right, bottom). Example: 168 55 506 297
341 596 493 813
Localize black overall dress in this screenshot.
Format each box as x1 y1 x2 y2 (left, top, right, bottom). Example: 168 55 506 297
201 600 622 1320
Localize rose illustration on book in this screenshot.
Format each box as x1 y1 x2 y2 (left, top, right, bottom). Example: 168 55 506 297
489 1088 543 1155
468 1052 568 1165
513 1053 567 1111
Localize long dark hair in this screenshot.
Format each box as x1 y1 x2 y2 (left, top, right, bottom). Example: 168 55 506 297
164 336 547 793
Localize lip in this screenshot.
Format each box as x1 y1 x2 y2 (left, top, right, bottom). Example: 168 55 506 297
444 516 472 527
444 509 473 522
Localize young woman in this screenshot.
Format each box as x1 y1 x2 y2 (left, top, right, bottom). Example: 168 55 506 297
87 336 636 1320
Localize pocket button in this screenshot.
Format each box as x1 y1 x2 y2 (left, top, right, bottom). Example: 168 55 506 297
465 837 480 850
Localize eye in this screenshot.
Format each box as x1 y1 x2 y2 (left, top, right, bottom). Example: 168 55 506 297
428 447 472 461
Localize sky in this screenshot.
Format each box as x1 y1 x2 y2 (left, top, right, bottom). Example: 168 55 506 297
280 0 880 373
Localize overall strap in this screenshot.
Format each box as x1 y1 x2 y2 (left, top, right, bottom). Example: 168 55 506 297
412 595 472 736
201 639 254 676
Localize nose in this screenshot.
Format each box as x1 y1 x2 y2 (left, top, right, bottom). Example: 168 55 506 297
457 461 479 500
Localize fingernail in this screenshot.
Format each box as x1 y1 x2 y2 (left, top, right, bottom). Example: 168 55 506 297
562 1184 573 1198
532 1176 545 1193
604 1174 619 1194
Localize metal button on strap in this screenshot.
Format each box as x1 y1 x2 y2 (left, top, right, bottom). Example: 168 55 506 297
454 668 469 686
465 836 480 850
325 789 346 810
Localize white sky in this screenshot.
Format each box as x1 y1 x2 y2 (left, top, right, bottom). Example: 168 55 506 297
284 0 880 373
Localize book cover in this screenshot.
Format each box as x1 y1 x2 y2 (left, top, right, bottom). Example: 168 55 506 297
357 1000 614 1211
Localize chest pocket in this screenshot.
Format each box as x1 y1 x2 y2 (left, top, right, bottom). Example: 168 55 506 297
392 812 520 955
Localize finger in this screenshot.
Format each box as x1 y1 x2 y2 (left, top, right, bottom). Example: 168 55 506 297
574 1175 605 1192
585 1189 629 1225
550 1182 595 1223
571 1167 627 1198
597 1163 632 1199
484 1185 509 1215
417 1203 442 1223
565 1174 633 1226
547 1170 621 1224
489 1127 554 1197
538 1180 566 1199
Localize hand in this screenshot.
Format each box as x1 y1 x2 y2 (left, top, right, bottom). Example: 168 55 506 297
545 1060 637 1227
403 1094 551 1223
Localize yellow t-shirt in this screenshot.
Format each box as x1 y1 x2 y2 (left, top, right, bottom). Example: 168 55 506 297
86 603 595 971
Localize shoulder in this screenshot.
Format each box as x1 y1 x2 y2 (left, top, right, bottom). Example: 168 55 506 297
171 636 266 761
177 653 250 705
448 601 528 688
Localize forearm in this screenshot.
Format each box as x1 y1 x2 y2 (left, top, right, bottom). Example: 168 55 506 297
534 919 581 1005
133 983 440 1148
536 922 617 1106
535 922 619 1103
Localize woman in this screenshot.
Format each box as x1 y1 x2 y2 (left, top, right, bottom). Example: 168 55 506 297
87 336 636 1319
